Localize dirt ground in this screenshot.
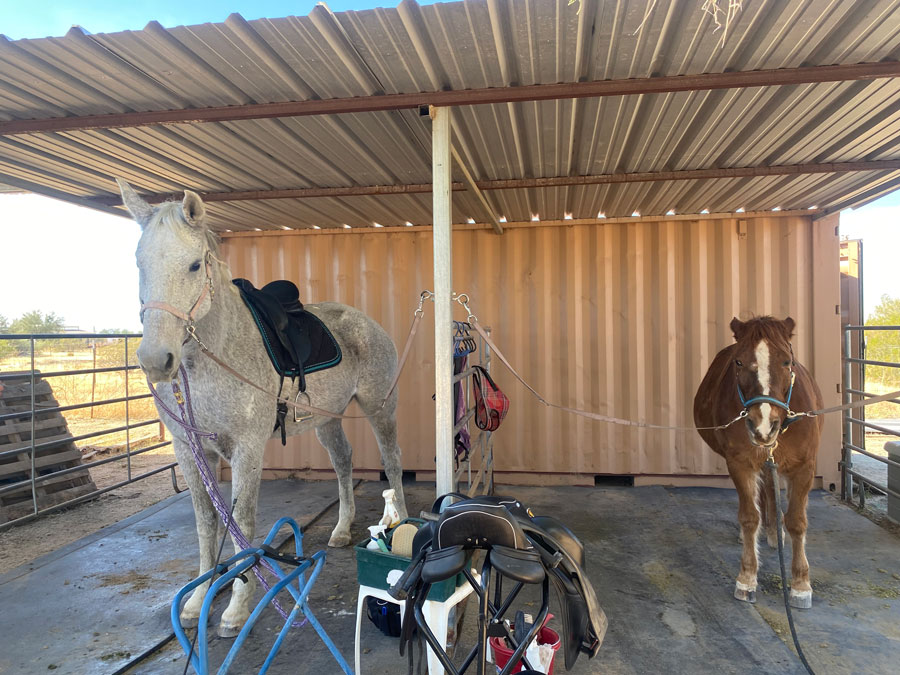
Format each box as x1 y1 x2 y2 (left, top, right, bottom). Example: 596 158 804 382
0 451 181 576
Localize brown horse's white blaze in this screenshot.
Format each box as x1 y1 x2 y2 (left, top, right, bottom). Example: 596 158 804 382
754 340 774 440
694 316 823 610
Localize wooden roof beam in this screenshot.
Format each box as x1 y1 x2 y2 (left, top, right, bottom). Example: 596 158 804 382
85 159 900 206
2 62 898 136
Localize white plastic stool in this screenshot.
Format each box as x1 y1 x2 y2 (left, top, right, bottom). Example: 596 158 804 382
355 574 476 674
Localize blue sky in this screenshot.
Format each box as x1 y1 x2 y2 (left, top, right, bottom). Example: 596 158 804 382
0 0 404 331
0 1 411 39
1 0 898 330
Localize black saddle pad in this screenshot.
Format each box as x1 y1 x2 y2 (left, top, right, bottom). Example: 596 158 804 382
233 278 341 381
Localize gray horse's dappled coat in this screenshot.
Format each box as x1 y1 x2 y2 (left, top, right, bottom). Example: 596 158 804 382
119 180 408 637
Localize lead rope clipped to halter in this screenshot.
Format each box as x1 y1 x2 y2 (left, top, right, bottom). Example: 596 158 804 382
149 366 308 629
765 442 816 675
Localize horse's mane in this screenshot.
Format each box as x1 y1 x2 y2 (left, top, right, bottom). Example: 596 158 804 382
148 200 221 254
734 315 793 348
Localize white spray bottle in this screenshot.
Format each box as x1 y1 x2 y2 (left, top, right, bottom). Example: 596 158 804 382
366 524 387 551
379 488 401 529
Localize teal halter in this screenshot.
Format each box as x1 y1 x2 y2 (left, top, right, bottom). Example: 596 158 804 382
737 369 795 411
737 369 799 429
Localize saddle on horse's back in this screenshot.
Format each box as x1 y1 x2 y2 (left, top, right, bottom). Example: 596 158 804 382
233 279 342 441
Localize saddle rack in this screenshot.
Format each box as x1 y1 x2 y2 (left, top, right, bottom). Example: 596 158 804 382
390 495 607 675
171 517 352 675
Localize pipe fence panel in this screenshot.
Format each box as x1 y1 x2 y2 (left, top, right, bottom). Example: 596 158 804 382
842 325 900 512
0 333 179 530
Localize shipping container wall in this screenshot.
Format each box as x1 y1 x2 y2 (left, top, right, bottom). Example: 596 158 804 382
220 213 842 487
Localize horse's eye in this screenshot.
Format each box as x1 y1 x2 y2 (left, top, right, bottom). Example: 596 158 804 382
783 360 791 367
735 359 743 367
189 260 201 272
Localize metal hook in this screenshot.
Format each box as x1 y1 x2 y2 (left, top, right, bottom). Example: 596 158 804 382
415 290 434 317
452 292 477 322
186 324 208 351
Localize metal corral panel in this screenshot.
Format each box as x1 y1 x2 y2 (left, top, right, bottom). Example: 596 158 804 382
220 212 842 486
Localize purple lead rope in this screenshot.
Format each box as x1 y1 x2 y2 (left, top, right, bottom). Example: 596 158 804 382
149 367 307 627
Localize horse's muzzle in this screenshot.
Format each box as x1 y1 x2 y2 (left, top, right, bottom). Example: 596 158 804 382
137 344 178 383
745 416 782 448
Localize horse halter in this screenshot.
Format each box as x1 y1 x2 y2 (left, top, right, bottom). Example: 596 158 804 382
737 369 796 413
139 250 215 343
735 343 801 440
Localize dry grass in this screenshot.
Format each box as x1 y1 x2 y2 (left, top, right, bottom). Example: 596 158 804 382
701 1 743 44
2 346 157 422
630 0 743 47
1 346 169 480
861 382 900 420
0 344 183 576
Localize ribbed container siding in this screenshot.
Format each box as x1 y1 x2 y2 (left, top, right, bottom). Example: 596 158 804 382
220 212 842 486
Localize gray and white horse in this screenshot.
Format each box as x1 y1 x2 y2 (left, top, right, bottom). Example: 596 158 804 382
118 180 407 637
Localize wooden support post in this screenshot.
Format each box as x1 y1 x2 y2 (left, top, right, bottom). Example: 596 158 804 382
432 105 455 497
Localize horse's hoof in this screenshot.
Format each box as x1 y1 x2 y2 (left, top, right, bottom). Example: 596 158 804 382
789 589 812 609
734 584 757 604
218 621 244 639
328 531 351 547
180 614 200 629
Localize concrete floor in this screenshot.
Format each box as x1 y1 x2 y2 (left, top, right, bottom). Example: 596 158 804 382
0 480 898 674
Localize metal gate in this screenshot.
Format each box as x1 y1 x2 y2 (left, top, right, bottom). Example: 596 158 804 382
841 325 900 510
0 332 178 530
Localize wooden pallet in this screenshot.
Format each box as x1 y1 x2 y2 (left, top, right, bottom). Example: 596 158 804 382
0 371 97 524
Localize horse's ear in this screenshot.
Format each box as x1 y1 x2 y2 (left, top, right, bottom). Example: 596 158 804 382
117 178 154 228
782 316 796 338
182 190 206 227
730 317 745 340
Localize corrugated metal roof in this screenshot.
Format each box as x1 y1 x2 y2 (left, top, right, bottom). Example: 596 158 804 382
1 0 899 230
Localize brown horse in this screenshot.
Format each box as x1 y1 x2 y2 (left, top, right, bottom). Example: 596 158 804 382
694 316 823 609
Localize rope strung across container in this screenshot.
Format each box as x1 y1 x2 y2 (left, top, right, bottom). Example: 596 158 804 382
451 292 900 431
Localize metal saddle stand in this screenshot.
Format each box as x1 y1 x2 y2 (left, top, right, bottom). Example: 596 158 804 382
171 517 352 675
391 495 607 675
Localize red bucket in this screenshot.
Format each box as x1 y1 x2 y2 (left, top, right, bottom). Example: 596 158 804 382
488 625 561 675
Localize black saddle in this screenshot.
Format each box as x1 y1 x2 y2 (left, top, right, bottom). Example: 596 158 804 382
391 495 607 674
233 279 342 441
